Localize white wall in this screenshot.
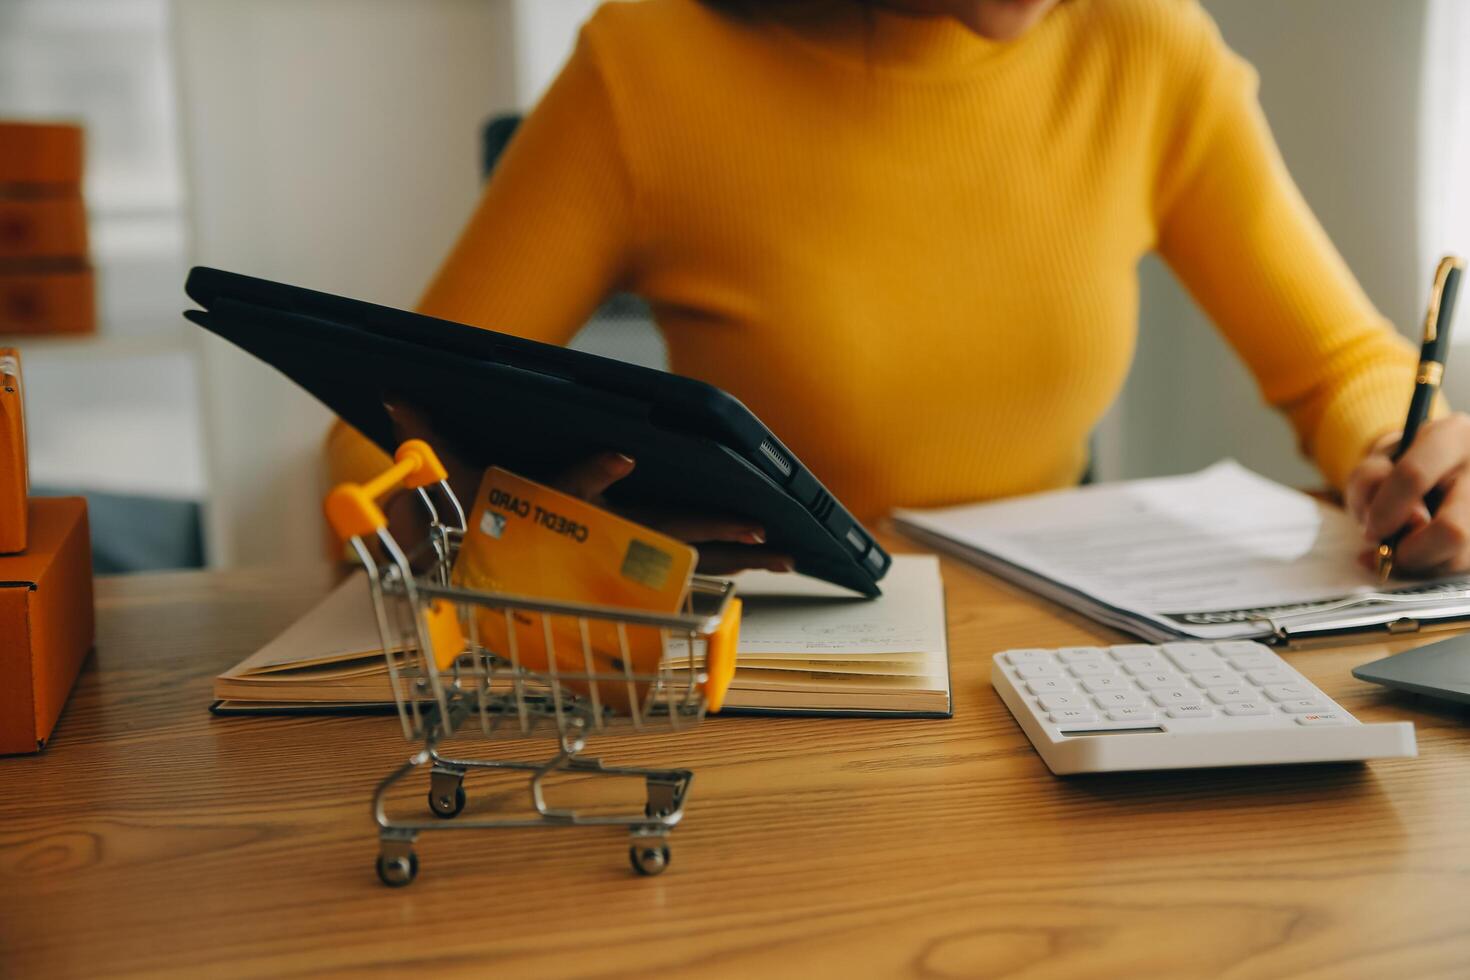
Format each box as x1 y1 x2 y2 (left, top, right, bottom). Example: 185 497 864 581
173 0 517 567
1101 0 1430 486
512 0 600 106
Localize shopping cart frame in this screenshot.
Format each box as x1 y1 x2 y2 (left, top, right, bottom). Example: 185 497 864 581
325 441 739 887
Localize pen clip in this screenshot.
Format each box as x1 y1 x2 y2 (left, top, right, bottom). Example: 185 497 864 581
1423 255 1466 344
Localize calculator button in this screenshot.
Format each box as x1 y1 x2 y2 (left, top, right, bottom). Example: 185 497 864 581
1092 691 1146 709
1246 668 1293 685
1107 707 1157 722
1213 641 1268 656
1122 658 1170 675
1191 670 1243 688
1058 647 1106 662
1165 650 1226 672
1082 676 1130 693
1038 693 1086 711
1296 712 1347 726
1280 700 1327 714
1067 661 1113 678
1263 684 1311 701
1136 672 1186 690
1003 650 1051 664
1049 709 1099 724
1025 678 1075 695
1109 645 1160 660
1016 663 1063 678
1167 704 1215 719
1224 701 1271 716
1151 688 1203 706
1207 687 1255 704
1225 653 1275 670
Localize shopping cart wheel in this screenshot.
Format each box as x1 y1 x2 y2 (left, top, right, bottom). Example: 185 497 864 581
644 777 680 819
428 784 467 819
628 843 671 877
376 852 419 888
428 767 467 818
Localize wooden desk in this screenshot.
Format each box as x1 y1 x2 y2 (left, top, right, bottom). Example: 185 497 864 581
4 542 1470 978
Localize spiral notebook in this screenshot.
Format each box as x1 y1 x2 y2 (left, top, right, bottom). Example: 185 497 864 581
894 460 1470 646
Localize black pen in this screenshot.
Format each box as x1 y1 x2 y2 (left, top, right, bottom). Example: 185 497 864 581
1376 254 1466 580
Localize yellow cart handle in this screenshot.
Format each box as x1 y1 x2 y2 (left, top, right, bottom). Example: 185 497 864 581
324 439 449 541
703 597 742 712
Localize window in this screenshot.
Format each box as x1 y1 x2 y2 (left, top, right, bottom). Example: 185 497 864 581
1419 0 1470 328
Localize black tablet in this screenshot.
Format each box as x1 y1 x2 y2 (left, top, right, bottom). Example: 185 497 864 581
1352 635 1470 706
184 267 890 596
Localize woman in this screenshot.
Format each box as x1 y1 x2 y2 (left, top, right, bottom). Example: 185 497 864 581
333 0 1470 576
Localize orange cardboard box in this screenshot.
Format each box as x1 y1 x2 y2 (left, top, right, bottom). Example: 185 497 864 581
0 196 89 260
0 122 84 188
0 348 26 553
0 497 94 755
0 265 95 335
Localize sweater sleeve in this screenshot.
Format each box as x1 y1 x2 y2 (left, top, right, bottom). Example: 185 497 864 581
1154 8 1422 490
326 23 638 485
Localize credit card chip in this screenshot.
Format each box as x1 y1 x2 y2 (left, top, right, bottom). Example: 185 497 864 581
621 538 673 590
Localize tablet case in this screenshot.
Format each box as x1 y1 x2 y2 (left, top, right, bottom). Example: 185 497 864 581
184 267 890 596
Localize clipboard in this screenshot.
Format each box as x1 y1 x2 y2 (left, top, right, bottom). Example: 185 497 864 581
1251 589 1470 647
893 461 1470 648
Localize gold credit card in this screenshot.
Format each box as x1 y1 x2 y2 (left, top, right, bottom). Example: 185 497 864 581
451 467 696 711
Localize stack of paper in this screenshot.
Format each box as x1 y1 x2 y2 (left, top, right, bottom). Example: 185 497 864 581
213 576 395 708
894 460 1470 644
669 555 950 714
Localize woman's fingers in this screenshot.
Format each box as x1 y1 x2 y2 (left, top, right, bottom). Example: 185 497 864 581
369 421 785 572
1392 477 1470 573
383 398 432 440
382 404 633 506
695 544 794 575
547 459 787 572
551 452 636 501
375 430 780 568
1344 451 1393 525
1363 415 1470 541
627 512 766 546
383 399 482 495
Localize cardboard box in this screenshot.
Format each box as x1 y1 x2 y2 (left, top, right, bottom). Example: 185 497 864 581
0 348 25 553
0 121 84 188
0 497 94 755
0 196 89 261
0 265 95 335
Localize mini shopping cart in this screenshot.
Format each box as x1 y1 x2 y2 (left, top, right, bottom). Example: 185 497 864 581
324 440 742 887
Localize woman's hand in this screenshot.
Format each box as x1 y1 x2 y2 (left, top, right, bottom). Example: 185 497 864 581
382 400 793 575
1345 413 1470 575
547 452 794 574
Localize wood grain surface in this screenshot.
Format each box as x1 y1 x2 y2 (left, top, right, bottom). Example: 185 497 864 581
3 534 1470 979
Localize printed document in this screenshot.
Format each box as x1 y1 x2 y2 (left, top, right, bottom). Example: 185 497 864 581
894 461 1470 641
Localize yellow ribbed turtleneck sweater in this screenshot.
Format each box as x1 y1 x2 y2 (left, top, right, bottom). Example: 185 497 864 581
329 0 1419 524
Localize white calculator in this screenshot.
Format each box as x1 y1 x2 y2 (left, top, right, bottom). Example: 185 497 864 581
991 642 1416 775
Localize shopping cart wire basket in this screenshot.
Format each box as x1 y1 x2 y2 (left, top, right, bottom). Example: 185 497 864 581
323 440 742 887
